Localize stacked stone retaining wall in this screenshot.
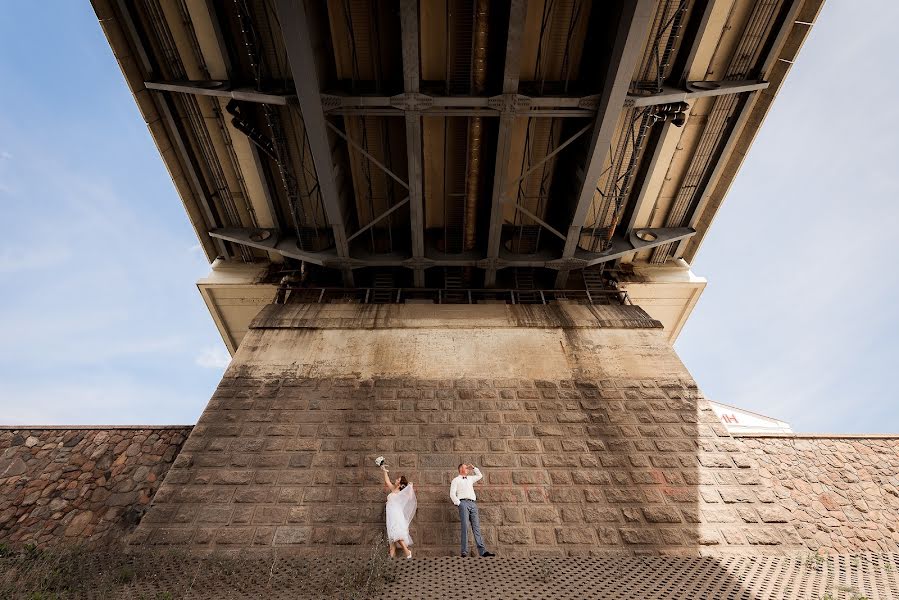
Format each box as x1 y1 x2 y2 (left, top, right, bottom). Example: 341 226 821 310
0 427 189 547
740 435 899 554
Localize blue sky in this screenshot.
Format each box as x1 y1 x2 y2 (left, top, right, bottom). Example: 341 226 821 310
0 3 896 431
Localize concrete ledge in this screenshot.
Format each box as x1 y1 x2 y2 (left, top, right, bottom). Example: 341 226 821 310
250 302 663 330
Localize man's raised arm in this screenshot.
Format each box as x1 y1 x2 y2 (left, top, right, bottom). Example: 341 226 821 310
470 466 483 483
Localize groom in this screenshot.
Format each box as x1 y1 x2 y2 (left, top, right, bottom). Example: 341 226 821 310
449 463 495 557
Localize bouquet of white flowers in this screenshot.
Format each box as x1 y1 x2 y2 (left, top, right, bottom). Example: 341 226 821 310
375 456 387 469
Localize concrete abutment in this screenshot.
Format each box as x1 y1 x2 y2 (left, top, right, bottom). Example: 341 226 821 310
133 302 802 556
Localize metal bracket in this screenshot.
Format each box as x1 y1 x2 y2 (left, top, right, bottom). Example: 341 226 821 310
476 258 507 270
401 257 435 269
487 94 532 113
390 93 434 111
320 94 344 111
546 257 589 271
578 95 601 110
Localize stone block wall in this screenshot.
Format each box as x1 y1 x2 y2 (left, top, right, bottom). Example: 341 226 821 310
741 435 899 554
132 303 805 556
0 427 189 547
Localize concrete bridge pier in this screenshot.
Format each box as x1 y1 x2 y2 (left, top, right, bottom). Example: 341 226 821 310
134 302 800 556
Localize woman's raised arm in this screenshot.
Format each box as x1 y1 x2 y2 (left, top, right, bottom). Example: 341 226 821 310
381 466 396 492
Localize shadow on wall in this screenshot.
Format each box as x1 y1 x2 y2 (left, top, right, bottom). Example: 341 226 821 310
143 374 720 555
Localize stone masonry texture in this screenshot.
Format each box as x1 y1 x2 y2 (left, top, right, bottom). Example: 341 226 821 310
130 303 808 556
135 373 809 556
6 305 899 559
741 436 899 554
0 427 189 547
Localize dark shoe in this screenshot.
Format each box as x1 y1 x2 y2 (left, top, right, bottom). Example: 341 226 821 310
460 554 468 558
481 551 495 557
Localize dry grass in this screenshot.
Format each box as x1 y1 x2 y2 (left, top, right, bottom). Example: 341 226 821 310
0 537 398 599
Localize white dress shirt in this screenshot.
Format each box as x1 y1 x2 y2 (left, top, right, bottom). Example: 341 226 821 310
449 467 483 506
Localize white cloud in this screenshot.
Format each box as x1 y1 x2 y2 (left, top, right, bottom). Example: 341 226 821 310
195 345 231 369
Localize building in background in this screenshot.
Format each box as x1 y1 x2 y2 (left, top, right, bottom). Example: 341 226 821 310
707 400 793 435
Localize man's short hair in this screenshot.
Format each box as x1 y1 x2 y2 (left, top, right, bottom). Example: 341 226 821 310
458 463 465 471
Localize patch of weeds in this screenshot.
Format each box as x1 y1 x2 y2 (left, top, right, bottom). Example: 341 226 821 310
533 558 553 584
802 550 827 571
114 564 136 584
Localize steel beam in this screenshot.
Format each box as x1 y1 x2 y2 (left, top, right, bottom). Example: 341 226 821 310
506 122 592 189
211 228 330 265
503 201 567 242
626 80 769 107
619 0 722 245
144 80 293 105
484 0 527 287
555 0 656 288
673 0 805 258
578 227 695 268
622 121 680 233
155 87 230 260
324 107 594 117
346 197 411 243
212 226 693 270
400 0 426 286
274 0 353 286
325 121 410 190
149 80 764 114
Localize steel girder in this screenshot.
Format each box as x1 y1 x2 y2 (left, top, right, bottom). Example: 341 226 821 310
400 0 426 286
484 0 528 287
210 226 694 272
273 0 353 286
555 0 657 288
146 79 768 116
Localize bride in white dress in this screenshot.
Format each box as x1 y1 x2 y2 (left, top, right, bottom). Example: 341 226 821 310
380 465 416 558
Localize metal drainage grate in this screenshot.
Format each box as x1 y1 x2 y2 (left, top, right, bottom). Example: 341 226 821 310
376 555 899 600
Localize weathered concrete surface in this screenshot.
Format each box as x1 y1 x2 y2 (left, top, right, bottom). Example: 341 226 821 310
741 435 899 554
0 427 189 547
133 304 804 556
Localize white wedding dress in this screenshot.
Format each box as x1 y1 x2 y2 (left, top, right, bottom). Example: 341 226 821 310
385 483 417 545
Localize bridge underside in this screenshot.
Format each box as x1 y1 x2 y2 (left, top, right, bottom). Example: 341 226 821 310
92 0 822 295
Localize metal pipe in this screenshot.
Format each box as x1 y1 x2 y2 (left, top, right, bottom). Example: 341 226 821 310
463 0 489 251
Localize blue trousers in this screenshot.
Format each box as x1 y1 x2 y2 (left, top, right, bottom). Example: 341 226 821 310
458 499 487 556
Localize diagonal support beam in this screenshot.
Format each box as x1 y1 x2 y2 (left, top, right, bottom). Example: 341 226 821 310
626 80 769 107
325 121 410 190
400 0 426 286
346 197 411 243
579 227 695 268
144 80 293 105
506 122 592 189
211 228 329 265
503 201 567 242
484 0 527 287
274 0 353 286
555 0 656 288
